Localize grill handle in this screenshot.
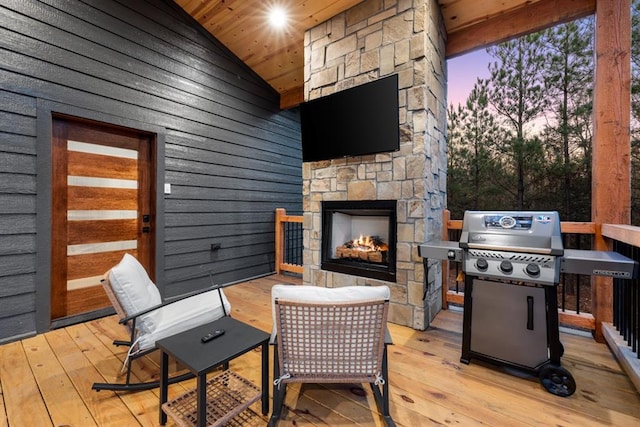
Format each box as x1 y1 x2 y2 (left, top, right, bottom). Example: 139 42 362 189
526 296 534 330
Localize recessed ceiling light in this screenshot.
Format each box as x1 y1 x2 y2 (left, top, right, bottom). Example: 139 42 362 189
269 6 287 28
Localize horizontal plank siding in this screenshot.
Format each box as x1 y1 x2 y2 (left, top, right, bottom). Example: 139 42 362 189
0 152 36 175
0 215 36 235
0 313 35 343
0 0 301 342
0 112 35 136
0 274 36 298
0 235 36 256
0 133 36 156
0 195 36 214
0 173 36 194
0 293 35 319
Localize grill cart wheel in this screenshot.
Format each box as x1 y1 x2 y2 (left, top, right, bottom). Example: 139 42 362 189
539 364 576 397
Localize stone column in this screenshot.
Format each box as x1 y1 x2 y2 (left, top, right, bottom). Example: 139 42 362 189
302 0 447 330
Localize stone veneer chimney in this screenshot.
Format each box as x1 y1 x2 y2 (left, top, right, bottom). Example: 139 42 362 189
302 0 447 330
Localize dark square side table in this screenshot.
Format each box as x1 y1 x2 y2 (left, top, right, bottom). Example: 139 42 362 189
158 316 270 427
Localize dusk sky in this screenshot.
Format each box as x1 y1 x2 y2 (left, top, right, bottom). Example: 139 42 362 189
446 49 492 108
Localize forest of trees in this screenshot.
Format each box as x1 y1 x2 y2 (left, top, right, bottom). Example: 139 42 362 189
447 3 640 225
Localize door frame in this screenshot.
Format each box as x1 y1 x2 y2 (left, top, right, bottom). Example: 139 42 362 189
35 100 166 332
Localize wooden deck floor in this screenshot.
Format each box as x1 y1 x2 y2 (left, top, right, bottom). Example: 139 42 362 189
1 274 640 426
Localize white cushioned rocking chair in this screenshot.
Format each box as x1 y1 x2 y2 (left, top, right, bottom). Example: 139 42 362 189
269 284 395 426
92 253 231 392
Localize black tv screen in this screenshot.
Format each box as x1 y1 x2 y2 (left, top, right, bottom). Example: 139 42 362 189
300 74 399 162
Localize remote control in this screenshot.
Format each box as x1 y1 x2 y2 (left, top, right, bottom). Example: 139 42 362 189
201 329 225 343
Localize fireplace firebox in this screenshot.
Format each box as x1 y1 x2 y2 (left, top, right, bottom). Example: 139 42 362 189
321 200 396 282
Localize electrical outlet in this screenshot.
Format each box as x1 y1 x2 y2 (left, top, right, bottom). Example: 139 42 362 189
210 243 221 251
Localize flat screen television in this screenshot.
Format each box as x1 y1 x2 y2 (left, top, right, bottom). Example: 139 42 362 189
300 74 399 162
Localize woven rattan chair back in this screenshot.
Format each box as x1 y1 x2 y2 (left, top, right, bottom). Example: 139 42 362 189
274 298 389 384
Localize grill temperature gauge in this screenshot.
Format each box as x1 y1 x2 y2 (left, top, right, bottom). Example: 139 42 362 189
498 216 516 228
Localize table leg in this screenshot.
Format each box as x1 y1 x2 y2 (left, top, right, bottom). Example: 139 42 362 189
197 374 206 426
160 351 169 425
261 341 269 415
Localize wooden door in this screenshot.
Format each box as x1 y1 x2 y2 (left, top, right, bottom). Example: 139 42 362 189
51 116 155 320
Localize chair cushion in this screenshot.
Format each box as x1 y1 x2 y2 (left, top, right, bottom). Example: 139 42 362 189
136 288 231 352
270 284 390 342
109 253 162 334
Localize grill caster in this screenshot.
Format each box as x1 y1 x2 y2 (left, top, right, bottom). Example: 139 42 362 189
539 364 576 397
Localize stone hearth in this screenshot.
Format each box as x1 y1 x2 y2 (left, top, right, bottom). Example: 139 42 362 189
302 0 447 330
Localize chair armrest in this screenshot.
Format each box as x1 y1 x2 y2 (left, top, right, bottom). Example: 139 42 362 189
118 284 225 324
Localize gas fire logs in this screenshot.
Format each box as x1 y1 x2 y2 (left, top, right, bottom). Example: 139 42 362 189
335 235 388 264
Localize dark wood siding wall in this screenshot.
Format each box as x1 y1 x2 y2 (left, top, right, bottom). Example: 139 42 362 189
0 0 302 342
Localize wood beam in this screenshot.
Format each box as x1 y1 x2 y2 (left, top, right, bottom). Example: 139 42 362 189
445 0 596 58
591 0 631 341
280 86 304 109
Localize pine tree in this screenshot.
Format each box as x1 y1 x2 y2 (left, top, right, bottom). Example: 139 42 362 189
486 34 549 210
541 18 594 221
446 79 506 218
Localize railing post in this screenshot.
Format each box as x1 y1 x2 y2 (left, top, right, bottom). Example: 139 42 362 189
442 209 451 310
593 223 614 342
591 0 631 342
275 208 285 274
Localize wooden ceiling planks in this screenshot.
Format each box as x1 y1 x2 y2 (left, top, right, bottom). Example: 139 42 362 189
174 0 363 94
174 0 597 108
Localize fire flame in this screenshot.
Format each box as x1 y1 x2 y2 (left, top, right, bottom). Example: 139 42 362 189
349 235 388 252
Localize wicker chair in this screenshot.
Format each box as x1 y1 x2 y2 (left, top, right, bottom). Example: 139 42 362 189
92 253 231 392
269 284 395 426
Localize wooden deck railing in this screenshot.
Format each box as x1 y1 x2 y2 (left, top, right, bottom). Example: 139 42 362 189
600 224 640 392
275 208 303 275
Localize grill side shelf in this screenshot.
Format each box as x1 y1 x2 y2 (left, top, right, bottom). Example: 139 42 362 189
418 241 463 262
561 249 639 279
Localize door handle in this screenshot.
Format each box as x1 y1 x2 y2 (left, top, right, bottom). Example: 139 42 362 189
526 296 534 330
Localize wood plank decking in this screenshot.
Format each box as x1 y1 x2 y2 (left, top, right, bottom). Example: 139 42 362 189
1 274 639 426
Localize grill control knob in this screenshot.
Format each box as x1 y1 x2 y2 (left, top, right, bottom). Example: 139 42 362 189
499 260 513 274
475 258 489 271
525 263 541 277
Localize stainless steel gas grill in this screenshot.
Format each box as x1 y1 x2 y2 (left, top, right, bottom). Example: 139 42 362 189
419 211 638 397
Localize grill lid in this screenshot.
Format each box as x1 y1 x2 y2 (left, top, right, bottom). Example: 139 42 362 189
459 211 564 256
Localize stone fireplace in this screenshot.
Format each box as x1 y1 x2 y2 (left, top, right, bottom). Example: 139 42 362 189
302 0 447 330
